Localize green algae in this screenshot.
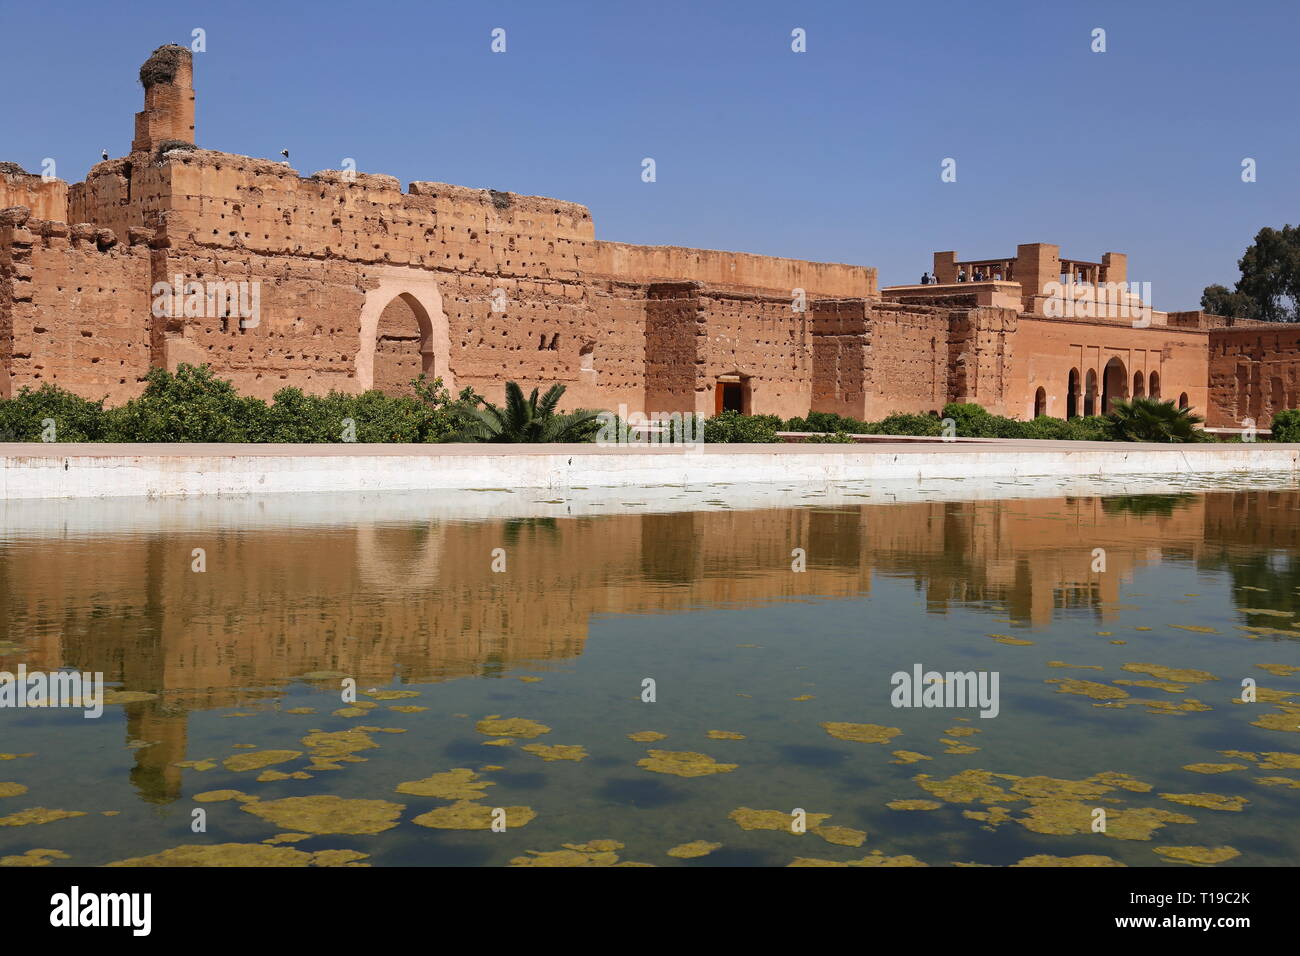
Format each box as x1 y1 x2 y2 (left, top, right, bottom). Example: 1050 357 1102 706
242 795 405 834
890 750 932 764
396 768 494 800
1045 678 1129 700
475 716 551 739
0 808 87 827
667 840 722 859
1121 663 1219 684
412 801 536 830
627 731 667 742
788 851 926 867
1153 845 1240 865
222 749 303 773
821 722 903 744
1159 792 1248 812
521 743 588 762
887 799 942 811
729 807 831 832
1013 854 1125 867
639 750 736 777
0 848 69 867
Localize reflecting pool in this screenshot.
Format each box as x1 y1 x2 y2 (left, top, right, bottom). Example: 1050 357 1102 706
1 476 1298 867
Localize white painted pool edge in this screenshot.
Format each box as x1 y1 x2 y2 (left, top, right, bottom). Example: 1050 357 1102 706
2 443 1298 500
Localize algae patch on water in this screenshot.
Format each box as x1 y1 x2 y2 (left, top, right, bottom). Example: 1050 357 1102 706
627 731 667 743
1153 845 1240 865
1012 854 1125 867
0 848 69 867
241 795 405 834
667 840 721 859
1159 792 1248 812
475 716 551 739
521 743 588 762
1045 679 1129 700
412 802 536 830
396 768 494 800
222 750 303 773
0 808 87 827
730 807 831 832
821 722 902 744
638 750 736 777
107 843 367 867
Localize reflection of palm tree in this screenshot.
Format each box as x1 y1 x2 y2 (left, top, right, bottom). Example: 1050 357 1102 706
1100 494 1193 518
502 517 557 546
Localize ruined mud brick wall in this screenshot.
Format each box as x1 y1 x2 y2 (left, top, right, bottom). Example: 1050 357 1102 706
644 282 701 413
696 287 812 419
146 243 373 399
946 306 1017 415
1010 316 1209 421
0 167 69 222
0 208 153 402
591 241 876 299
860 303 976 419
810 299 870 419
1206 324 1300 428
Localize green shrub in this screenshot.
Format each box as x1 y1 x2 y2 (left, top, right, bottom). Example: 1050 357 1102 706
785 411 869 434
873 412 944 437
1104 397 1208 443
804 430 856 443
101 365 269 442
1271 409 1300 442
941 402 1032 438
703 410 782 443
1019 416 1072 440
1062 415 1113 442
0 383 107 441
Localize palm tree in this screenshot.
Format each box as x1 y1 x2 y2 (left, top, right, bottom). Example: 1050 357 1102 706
1105 397 1206 443
447 381 601 442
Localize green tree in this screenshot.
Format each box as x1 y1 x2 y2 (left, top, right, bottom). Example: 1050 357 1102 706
1202 225 1300 321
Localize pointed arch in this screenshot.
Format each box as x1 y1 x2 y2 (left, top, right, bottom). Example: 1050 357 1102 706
355 268 453 393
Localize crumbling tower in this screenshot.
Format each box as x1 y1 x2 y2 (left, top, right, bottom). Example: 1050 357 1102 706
131 44 195 153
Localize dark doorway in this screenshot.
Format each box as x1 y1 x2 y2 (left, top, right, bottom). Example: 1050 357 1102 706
720 382 744 413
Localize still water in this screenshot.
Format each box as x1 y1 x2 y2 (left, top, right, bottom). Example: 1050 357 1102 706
1 477 1298 867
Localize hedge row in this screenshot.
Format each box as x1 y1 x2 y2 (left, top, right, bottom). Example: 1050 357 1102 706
0 367 1237 445
0 366 464 443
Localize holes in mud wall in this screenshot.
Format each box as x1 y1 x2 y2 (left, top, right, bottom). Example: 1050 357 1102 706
537 333 559 350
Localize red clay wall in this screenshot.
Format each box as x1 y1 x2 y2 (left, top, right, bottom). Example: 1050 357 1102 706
1207 325 1300 427
0 210 152 402
1010 316 1209 421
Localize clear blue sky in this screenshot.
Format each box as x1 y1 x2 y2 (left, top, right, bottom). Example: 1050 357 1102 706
3 0 1296 310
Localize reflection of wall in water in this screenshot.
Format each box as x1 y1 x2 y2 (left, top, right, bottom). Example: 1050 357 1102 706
0 493 1257 800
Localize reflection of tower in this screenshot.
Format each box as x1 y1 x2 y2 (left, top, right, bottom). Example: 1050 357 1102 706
126 706 188 805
